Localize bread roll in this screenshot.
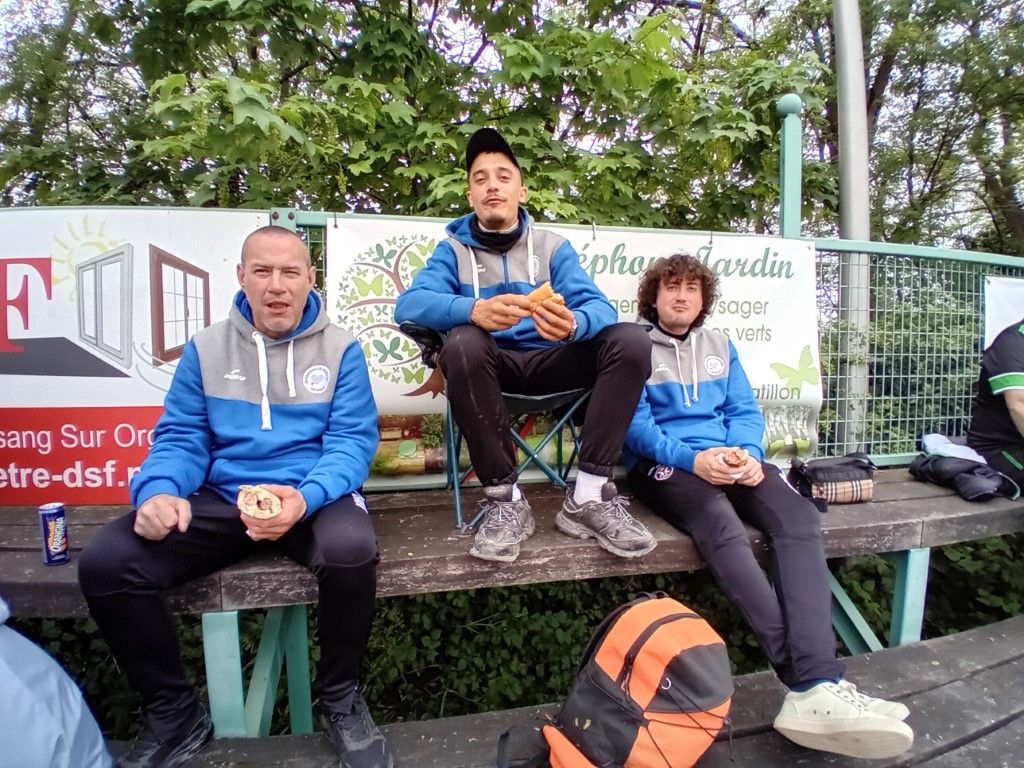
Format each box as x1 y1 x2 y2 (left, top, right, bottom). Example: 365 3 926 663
721 448 749 468
237 485 283 519
526 281 565 308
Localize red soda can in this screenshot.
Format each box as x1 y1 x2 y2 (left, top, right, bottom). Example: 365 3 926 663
39 502 70 565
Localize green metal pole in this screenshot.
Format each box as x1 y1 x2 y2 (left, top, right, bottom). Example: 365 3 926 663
202 611 248 737
776 93 804 239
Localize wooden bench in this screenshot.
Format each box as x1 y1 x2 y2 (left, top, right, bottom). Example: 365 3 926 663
146 612 1024 767
2 468 1023 741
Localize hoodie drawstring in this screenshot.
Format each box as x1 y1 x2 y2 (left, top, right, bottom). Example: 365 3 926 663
252 334 298 430
691 333 699 403
286 340 296 398
670 337 700 408
253 332 272 430
527 226 535 285
467 246 481 298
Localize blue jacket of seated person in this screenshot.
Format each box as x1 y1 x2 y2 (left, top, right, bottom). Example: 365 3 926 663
623 324 765 473
0 596 113 768
129 290 379 516
394 207 617 350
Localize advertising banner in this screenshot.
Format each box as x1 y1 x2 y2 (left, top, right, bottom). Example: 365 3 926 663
1 208 821 504
0 208 268 504
329 220 822 473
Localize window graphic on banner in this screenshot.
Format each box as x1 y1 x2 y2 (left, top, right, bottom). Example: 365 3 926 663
150 246 211 364
77 245 133 369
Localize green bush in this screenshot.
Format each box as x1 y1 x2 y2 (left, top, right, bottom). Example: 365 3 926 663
10 534 1023 739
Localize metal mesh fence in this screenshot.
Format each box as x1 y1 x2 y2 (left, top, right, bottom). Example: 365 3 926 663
297 224 327 291
816 248 1024 458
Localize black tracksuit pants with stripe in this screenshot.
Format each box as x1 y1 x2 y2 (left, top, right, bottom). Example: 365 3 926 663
78 488 378 738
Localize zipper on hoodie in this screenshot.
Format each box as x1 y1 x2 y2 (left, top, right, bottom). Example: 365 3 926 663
501 252 510 289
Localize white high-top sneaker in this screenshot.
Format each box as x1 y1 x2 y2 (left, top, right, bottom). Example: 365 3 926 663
773 681 914 759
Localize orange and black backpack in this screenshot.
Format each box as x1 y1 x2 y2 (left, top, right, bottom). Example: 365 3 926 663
498 593 733 768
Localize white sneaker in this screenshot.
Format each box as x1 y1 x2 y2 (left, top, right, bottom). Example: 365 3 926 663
835 679 911 721
773 681 914 759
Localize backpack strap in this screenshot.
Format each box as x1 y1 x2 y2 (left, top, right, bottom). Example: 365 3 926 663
496 724 551 768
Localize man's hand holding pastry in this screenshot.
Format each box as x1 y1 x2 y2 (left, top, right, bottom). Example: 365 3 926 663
525 281 574 342
470 294 533 330
238 484 307 541
694 446 761 486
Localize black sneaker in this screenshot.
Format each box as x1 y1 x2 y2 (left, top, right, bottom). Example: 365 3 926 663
321 691 394 768
117 705 213 768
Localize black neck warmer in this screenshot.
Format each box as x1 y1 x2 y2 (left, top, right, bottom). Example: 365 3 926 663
657 323 691 342
470 216 523 253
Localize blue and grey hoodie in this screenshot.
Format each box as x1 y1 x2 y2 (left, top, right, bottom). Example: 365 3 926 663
130 290 379 515
623 324 765 473
394 207 617 349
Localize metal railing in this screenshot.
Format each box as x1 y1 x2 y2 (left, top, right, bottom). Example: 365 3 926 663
812 240 1024 462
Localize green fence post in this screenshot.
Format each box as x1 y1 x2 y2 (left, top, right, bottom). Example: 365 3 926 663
777 93 804 240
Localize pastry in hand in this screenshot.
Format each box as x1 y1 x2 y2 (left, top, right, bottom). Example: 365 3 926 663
526 281 565 310
721 447 750 468
237 485 283 519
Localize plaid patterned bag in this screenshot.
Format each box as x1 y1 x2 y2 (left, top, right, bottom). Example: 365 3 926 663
788 452 876 509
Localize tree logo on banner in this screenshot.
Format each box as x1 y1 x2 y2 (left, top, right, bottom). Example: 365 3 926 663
335 235 445 397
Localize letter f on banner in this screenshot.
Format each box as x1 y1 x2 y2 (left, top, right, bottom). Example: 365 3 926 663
0 258 52 352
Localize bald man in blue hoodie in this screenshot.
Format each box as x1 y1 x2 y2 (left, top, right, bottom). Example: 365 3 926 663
79 227 391 768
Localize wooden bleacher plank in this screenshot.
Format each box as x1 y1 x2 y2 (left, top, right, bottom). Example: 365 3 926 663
918 715 1024 766
0 550 223 617
170 616 1024 767
4 469 1024 617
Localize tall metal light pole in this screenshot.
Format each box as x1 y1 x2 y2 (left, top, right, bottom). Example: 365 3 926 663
833 0 872 453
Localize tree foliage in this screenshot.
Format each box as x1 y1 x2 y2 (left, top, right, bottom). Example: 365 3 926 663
1 0 829 231
0 2 1020 235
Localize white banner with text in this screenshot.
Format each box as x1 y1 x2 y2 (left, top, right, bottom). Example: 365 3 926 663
0 208 820 504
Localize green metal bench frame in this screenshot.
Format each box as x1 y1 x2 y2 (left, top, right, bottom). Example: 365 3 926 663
196 546 930 737
202 605 313 737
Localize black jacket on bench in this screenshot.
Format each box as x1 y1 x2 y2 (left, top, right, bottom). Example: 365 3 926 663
909 454 1020 501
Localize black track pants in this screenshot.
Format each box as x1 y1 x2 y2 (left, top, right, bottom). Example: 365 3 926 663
438 322 651 485
78 488 378 737
628 459 844 688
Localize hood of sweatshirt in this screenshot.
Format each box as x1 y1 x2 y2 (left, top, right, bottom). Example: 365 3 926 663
446 207 539 295
229 290 328 430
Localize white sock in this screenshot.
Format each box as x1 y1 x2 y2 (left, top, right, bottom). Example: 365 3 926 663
573 471 605 505
511 483 523 501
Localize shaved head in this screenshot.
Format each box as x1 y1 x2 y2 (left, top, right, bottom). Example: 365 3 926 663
241 226 312 267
